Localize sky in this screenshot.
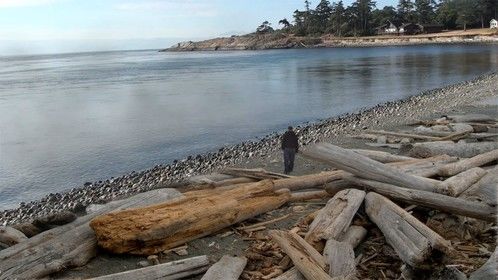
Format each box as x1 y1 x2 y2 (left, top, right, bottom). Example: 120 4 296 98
0 0 396 55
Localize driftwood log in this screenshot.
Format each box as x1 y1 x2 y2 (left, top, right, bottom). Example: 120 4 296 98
90 181 290 255
438 149 498 177
460 166 498 206
447 114 496 123
201 255 247 280
365 192 452 268
302 142 441 192
439 167 487 196
221 168 292 180
352 149 414 163
89 255 210 280
271 230 331 280
343 177 495 222
290 190 331 202
305 189 366 250
409 141 498 158
0 226 27 247
0 189 183 280
469 247 497 280
323 239 356 278
365 129 442 141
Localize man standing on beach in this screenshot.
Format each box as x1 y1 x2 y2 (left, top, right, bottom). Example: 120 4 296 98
281 126 299 174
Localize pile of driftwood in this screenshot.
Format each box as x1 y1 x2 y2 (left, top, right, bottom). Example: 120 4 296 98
0 113 496 280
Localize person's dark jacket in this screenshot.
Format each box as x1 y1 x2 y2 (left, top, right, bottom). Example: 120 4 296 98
281 130 299 152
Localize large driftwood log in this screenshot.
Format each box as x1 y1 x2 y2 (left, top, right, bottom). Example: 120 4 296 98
201 255 247 280
90 181 290 255
272 171 342 191
305 189 365 250
460 166 498 206
290 190 330 202
352 149 414 163
0 189 183 280
302 143 440 192
439 167 487 196
270 230 331 280
0 226 27 247
89 255 210 280
469 247 497 280
409 141 498 158
365 129 442 141
323 240 356 278
438 149 498 177
365 192 452 268
221 168 292 180
447 114 496 123
344 177 495 222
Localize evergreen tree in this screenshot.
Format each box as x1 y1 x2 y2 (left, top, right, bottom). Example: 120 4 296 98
397 0 416 22
350 0 377 35
436 0 458 29
314 0 333 33
372 6 397 28
330 1 347 36
455 0 478 30
414 0 436 23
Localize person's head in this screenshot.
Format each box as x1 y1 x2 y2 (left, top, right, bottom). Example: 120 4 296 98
288 126 293 131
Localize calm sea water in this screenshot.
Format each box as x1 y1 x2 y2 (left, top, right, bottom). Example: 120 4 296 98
1 45 497 209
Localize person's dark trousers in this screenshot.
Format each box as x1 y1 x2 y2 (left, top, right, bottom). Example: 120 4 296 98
283 148 296 174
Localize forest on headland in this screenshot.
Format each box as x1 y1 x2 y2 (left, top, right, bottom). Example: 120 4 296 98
256 0 498 37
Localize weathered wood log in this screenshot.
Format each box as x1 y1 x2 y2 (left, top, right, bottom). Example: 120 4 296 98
236 214 290 231
272 267 305 280
290 190 330 202
270 230 331 280
438 149 498 177
89 255 210 280
32 210 77 231
365 192 452 268
351 149 414 163
323 240 356 278
188 173 234 184
305 189 365 250
0 189 183 280
302 142 441 192
272 171 342 191
447 114 496 123
201 255 247 280
469 247 497 280
338 225 367 248
365 129 442 141
409 141 498 158
344 177 495 222
221 168 292 180
0 226 27 247
90 181 290 255
439 167 487 196
365 143 402 149
460 165 498 206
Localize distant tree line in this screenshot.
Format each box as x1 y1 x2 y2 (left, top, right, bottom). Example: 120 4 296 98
256 0 498 36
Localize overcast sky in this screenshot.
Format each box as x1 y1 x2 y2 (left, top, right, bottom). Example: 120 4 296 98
0 0 397 55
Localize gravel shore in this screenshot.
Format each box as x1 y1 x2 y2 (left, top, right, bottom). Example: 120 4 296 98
1 72 497 226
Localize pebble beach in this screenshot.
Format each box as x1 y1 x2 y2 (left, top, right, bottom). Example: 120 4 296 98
1 72 497 226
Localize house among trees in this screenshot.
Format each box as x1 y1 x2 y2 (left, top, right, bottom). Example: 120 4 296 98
491 19 498 29
376 21 400 35
399 23 421 35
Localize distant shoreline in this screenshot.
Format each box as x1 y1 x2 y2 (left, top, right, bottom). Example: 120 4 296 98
162 29 498 52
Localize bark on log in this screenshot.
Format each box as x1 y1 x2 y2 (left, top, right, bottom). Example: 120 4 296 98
351 149 414 163
290 190 331 202
439 167 487 196
409 141 498 158
323 240 355 278
0 226 27 247
90 181 290 255
460 165 498 206
0 189 183 280
305 189 365 250
365 192 452 268
302 143 441 192
345 177 495 222
270 230 331 280
89 255 210 280
438 149 498 177
469 247 497 280
201 255 247 280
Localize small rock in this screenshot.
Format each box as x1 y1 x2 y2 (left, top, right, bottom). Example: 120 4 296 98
147 255 160 265
174 248 189 256
137 260 150 268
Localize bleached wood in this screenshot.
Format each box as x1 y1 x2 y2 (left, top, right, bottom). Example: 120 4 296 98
272 171 343 191
448 114 496 123
410 141 498 158
272 267 305 280
305 189 365 250
0 226 27 247
201 255 247 280
0 189 183 280
302 142 440 192
438 149 498 177
365 129 442 141
469 247 497 280
221 168 292 180
460 165 498 206
90 181 290 255
365 192 452 268
439 167 487 196
352 149 414 163
90 255 209 280
338 225 367 248
346 177 495 221
271 230 331 280
323 240 356 278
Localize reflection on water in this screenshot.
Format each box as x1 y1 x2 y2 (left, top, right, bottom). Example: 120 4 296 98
0 45 497 208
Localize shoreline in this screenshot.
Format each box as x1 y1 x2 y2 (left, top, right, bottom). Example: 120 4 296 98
163 31 498 52
1 72 497 225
